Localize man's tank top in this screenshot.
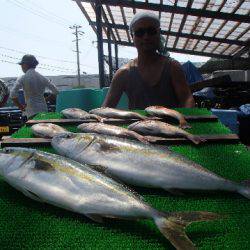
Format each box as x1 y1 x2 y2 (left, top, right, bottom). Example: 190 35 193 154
124 59 179 110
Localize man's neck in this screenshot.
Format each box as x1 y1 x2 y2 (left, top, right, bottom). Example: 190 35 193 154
137 51 160 66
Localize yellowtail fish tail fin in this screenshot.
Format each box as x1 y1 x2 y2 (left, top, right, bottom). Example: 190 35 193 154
186 134 206 145
90 114 103 122
239 180 250 199
154 211 222 250
125 131 150 144
179 120 191 129
136 135 150 144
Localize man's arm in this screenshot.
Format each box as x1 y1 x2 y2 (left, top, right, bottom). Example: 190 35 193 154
44 78 59 103
170 60 195 108
44 79 59 95
102 67 128 108
10 77 26 111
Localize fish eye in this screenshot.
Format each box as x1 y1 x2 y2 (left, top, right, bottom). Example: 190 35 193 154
4 148 12 153
65 133 74 138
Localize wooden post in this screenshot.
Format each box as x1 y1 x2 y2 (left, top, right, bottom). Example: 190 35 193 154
107 28 113 84
115 43 119 71
95 1 105 88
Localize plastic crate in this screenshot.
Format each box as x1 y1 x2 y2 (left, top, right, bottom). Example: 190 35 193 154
211 108 239 133
56 88 103 112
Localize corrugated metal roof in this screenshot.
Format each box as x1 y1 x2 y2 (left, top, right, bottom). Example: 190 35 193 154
75 0 249 59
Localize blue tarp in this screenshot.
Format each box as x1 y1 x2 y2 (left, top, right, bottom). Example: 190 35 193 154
239 104 250 117
182 60 203 84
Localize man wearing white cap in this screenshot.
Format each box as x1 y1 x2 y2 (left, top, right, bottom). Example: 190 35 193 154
103 12 195 109
10 54 59 118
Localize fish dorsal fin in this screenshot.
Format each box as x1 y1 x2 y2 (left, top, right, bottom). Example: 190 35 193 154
22 188 44 202
85 214 104 223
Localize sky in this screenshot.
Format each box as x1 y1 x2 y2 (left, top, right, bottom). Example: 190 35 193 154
0 0 210 78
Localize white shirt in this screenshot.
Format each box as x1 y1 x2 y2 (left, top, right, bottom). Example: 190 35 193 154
10 68 58 118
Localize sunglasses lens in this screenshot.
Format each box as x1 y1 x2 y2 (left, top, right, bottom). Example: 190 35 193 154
133 27 158 37
134 29 145 37
147 27 157 36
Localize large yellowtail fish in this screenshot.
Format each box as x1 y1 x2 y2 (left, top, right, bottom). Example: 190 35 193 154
0 147 220 250
52 133 250 199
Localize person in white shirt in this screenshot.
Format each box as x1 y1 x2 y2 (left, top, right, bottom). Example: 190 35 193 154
11 54 59 118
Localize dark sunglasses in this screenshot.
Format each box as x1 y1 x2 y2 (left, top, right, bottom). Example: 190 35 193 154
133 27 159 38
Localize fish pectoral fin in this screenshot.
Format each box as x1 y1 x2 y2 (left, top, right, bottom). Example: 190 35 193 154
165 188 185 196
90 164 122 183
22 188 44 202
90 164 117 180
90 164 108 174
85 214 104 223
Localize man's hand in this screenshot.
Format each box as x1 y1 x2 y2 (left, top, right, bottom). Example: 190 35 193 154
12 97 26 111
19 103 26 111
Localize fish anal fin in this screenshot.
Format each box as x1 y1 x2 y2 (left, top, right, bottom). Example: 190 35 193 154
239 179 250 199
22 189 44 202
165 188 185 196
85 214 104 223
241 179 250 186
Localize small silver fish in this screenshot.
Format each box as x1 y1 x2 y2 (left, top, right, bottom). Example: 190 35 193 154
89 107 147 120
77 122 152 143
145 106 191 129
31 123 69 138
0 147 221 250
128 120 205 144
61 108 103 122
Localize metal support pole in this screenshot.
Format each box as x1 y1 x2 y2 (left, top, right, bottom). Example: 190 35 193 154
75 27 81 86
107 28 113 84
70 25 83 87
115 43 119 71
95 2 105 88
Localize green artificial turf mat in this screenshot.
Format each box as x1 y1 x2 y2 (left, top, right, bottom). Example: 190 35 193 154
0 108 249 249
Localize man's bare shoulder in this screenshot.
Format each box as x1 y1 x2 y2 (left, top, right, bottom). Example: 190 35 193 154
168 58 182 70
113 61 133 81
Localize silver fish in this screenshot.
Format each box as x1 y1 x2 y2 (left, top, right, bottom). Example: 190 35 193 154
61 108 103 122
89 107 147 120
128 120 205 145
145 106 191 129
77 122 152 143
52 133 250 200
31 123 69 138
0 147 220 250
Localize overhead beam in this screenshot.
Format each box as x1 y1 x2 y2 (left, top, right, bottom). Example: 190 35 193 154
90 21 247 47
102 39 238 60
75 0 250 23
